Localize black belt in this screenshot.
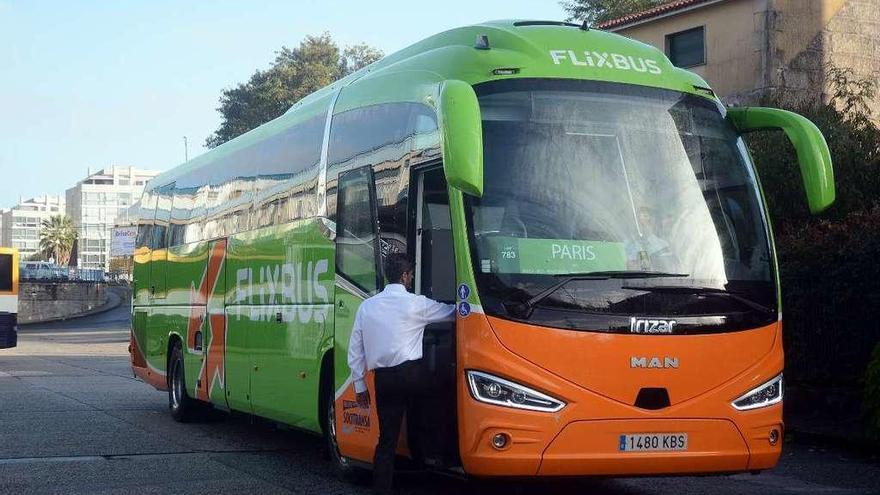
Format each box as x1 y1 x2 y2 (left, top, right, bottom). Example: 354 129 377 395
375 358 422 374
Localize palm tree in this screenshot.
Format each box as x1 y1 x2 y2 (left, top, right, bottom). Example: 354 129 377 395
39 215 77 266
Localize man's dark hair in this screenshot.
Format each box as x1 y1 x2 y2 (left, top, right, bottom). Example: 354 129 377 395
384 253 413 283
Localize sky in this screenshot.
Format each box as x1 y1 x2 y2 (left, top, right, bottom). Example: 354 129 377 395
0 0 566 208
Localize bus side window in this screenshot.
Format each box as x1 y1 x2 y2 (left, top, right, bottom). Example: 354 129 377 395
135 190 158 250
152 184 173 250
335 166 382 295
135 223 153 251
169 186 192 248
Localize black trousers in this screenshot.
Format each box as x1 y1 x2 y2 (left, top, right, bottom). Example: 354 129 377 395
373 359 426 493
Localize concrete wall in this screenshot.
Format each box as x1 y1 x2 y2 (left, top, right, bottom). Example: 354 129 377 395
612 0 880 116
18 282 108 324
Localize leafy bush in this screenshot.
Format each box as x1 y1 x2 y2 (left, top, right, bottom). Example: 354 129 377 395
743 66 880 392
775 208 880 386
747 67 880 229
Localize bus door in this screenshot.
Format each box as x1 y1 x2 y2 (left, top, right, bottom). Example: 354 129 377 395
150 183 174 300
411 165 458 464
333 166 384 463
0 248 19 349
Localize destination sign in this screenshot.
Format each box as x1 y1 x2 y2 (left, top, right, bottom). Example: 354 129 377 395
483 237 626 275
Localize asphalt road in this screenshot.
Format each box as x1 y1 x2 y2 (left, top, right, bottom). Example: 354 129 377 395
1 299 879 495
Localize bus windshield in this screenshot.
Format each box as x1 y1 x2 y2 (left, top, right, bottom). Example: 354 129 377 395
466 79 776 334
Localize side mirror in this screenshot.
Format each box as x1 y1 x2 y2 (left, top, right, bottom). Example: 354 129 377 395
727 107 835 214
438 80 483 196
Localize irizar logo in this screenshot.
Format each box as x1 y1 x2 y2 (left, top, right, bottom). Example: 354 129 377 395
631 356 680 369
549 49 662 75
630 317 676 334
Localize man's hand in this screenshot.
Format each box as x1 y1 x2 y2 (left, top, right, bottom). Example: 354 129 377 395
356 390 371 409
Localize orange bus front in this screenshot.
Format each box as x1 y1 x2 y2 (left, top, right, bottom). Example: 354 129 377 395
452 78 783 476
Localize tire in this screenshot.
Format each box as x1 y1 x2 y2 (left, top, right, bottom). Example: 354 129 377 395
321 366 369 483
168 341 202 422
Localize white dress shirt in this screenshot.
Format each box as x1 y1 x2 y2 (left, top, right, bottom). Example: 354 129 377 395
347 284 456 393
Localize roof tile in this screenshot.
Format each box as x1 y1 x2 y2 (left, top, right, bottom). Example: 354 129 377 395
596 0 719 30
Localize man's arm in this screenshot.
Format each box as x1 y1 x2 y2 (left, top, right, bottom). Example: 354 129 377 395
347 311 368 395
421 296 456 324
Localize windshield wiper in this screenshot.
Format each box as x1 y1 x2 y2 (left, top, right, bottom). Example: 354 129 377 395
620 285 774 314
505 271 688 319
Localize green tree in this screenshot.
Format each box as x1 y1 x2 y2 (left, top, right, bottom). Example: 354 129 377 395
206 34 383 148
39 214 77 266
561 0 664 24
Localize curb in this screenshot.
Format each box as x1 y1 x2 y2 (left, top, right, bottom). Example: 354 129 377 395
19 286 129 326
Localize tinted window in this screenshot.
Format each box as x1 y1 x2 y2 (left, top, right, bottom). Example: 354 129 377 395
329 104 436 165
336 166 381 294
152 183 173 250
251 115 324 229
666 26 705 68
184 185 207 244
170 114 326 240
135 191 158 249
169 186 198 247
0 254 12 292
417 169 455 302
327 102 440 227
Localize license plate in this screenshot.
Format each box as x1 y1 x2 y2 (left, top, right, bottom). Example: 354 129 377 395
619 433 688 452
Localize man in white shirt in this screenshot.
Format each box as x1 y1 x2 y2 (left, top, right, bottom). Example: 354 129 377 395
347 253 455 494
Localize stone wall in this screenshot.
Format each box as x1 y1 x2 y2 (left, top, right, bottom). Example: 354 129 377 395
18 282 108 324
822 0 880 116
767 0 880 116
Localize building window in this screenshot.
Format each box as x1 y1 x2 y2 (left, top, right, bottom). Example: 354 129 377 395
666 26 705 68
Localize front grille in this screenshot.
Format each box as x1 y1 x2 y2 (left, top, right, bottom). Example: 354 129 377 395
634 387 671 410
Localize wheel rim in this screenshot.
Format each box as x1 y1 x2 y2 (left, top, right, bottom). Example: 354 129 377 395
327 399 348 466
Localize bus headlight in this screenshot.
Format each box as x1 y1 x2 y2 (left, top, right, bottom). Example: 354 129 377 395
466 370 565 412
732 374 783 411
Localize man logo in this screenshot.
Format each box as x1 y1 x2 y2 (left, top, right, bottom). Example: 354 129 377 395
630 317 676 334
631 356 680 369
549 49 663 75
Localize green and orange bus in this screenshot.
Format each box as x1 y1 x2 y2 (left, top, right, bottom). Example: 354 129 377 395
131 20 834 478
0 247 19 349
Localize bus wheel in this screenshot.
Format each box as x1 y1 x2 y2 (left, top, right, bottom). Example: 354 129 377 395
168 342 201 422
322 379 368 483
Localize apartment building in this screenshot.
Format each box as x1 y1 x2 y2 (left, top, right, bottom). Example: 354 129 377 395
0 195 65 259
66 166 160 271
599 0 880 115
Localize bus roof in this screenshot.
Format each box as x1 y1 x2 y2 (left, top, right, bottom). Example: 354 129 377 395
148 20 712 192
